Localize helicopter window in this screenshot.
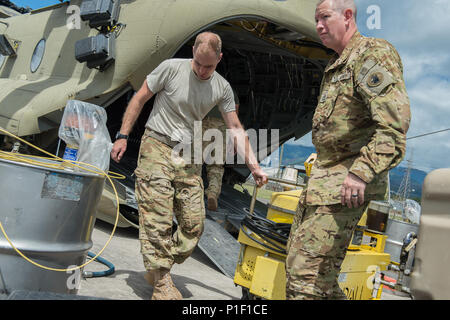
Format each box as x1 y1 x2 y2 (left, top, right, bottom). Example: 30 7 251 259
0 54 5 69
30 39 46 73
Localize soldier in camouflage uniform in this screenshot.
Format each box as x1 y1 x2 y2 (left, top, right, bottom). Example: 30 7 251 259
111 32 268 300
199 92 239 211
200 115 228 211
285 0 410 299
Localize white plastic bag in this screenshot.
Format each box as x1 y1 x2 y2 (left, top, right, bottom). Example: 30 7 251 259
404 199 421 225
58 100 113 173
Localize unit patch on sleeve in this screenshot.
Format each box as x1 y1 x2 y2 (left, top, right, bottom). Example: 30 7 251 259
367 71 384 87
361 64 395 96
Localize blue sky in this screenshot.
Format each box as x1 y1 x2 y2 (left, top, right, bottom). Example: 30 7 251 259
11 1 450 172
11 0 61 10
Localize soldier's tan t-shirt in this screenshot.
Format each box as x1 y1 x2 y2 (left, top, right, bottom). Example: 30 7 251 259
145 59 235 143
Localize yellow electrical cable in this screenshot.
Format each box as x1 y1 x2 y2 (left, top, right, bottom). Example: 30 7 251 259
0 127 123 272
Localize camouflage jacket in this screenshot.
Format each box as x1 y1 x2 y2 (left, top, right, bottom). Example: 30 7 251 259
306 31 411 205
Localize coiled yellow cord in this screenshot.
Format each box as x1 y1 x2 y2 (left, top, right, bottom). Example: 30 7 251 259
0 127 124 272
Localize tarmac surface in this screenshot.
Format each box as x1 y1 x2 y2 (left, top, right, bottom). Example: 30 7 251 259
77 220 242 300
75 219 410 301
0 218 410 301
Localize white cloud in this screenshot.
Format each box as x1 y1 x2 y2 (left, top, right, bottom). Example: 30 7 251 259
408 78 450 114
402 53 450 84
399 1 450 45
405 134 450 172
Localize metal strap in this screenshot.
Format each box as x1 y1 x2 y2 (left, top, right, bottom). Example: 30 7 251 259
147 129 179 148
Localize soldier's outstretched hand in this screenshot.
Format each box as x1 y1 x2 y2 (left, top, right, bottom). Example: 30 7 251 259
252 168 268 188
111 139 127 163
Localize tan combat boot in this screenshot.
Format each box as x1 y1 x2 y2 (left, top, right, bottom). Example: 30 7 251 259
150 269 183 300
144 271 154 286
207 194 218 211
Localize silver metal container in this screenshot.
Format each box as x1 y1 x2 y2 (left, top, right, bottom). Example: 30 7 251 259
385 218 419 265
0 156 105 294
384 218 420 288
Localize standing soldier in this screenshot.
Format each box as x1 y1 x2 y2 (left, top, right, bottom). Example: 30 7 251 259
111 31 267 300
285 0 410 299
200 90 240 211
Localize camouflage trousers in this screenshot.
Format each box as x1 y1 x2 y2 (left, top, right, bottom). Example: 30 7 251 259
134 130 205 271
285 192 366 300
197 116 228 199
203 164 224 199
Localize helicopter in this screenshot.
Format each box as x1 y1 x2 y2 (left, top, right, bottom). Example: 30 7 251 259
1 1 449 302
0 0 331 280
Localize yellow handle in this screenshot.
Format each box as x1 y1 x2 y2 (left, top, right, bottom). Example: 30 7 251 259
304 153 317 177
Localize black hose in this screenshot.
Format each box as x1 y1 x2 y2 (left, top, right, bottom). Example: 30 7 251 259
240 213 291 254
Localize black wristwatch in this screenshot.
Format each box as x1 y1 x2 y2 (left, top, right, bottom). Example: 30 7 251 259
115 132 129 141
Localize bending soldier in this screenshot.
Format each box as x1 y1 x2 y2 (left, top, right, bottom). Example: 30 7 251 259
111 32 268 300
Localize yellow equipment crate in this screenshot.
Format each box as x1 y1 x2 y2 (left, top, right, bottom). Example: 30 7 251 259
234 186 391 300
235 224 288 299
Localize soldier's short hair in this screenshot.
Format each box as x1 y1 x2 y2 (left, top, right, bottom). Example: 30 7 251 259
316 0 357 21
193 31 222 57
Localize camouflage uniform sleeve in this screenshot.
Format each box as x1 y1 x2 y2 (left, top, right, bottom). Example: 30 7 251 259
349 42 411 183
